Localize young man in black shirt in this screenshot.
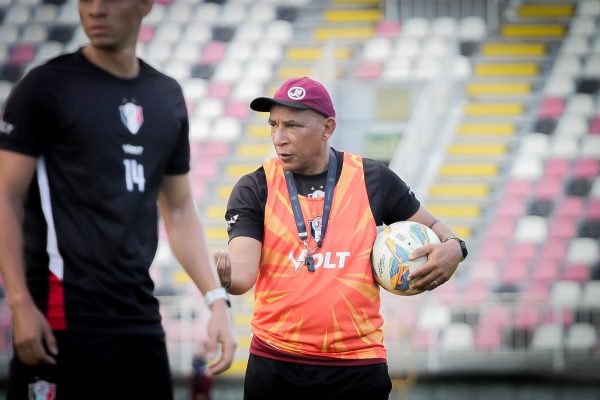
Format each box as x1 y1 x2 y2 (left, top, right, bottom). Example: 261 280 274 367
0 0 235 398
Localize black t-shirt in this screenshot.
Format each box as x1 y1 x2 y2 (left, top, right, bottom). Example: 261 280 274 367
0 49 190 334
225 148 421 242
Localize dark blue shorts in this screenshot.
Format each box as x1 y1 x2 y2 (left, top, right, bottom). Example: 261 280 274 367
7 331 173 400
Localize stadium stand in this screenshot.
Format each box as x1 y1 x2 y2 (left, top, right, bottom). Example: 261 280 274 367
1 0 599 398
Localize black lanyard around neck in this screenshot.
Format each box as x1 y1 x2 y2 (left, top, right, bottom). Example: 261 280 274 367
284 148 337 272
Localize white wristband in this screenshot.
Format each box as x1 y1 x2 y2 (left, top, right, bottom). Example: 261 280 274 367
204 287 231 308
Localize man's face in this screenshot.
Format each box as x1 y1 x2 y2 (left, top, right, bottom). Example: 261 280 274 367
268 105 333 175
79 0 151 50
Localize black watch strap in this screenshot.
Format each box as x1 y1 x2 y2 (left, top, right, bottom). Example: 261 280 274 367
445 236 468 260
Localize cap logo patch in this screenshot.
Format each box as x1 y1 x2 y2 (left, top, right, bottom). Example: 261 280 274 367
287 87 306 100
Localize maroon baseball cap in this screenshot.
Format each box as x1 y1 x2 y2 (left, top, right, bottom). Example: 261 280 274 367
250 77 336 118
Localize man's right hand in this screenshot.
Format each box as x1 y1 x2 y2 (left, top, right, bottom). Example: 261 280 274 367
12 301 58 365
213 250 232 290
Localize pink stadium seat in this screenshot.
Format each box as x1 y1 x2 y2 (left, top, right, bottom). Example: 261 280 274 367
556 196 584 218
480 305 511 328
474 324 502 351
207 82 232 99
487 219 515 239
478 240 506 262
535 177 563 199
500 261 529 284
224 100 250 118
412 328 439 351
521 281 550 302
200 140 230 157
510 242 538 262
531 261 560 283
191 159 217 179
461 281 490 305
191 181 206 201
9 44 35 64
539 238 568 261
356 61 383 80
201 41 226 64
469 261 498 283
138 25 155 44
505 179 533 197
432 280 458 302
497 197 526 218
561 263 590 283
586 199 600 218
541 308 573 327
537 97 564 118
572 158 600 178
376 20 401 37
590 117 600 134
513 305 540 329
548 217 577 240
544 158 571 178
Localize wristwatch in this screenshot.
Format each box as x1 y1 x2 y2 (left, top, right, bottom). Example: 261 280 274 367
204 287 231 308
444 237 468 260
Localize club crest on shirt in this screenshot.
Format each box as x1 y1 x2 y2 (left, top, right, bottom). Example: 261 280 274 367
28 380 56 400
119 102 144 134
310 216 322 242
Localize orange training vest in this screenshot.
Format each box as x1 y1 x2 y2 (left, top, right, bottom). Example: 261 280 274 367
253 151 385 360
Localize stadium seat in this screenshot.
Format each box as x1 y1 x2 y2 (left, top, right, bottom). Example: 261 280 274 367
579 0 600 14
431 17 457 37
550 280 582 308
580 135 600 157
362 37 392 61
519 133 549 156
265 20 293 43
531 260 560 283
538 239 575 262
556 196 584 218
417 304 451 330
402 18 429 38
565 323 597 351
581 281 600 308
441 323 473 351
566 237 599 265
549 135 578 158
555 113 588 137
565 93 594 116
562 263 590 283
182 78 208 102
474 324 502 351
544 74 575 97
531 323 563 350
559 35 589 56
212 117 242 142
538 97 564 118
510 156 543 180
458 16 487 41
515 216 548 243
583 55 600 78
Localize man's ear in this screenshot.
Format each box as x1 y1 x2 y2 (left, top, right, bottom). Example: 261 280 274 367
322 117 336 141
141 0 154 18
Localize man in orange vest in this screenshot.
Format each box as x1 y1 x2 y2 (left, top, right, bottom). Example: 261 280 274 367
216 77 467 399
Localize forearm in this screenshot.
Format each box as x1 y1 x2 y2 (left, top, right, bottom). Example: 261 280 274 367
0 198 34 310
226 236 261 295
161 203 222 294
428 219 456 243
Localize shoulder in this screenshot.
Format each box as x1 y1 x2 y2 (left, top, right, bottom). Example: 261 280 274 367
139 60 182 92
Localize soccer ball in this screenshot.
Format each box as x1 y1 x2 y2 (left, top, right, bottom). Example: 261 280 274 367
371 221 440 296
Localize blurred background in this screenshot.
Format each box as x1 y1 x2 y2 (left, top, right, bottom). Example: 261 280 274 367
1 0 600 398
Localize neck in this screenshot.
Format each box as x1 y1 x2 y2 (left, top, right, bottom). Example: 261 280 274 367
296 148 331 176
82 45 139 79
